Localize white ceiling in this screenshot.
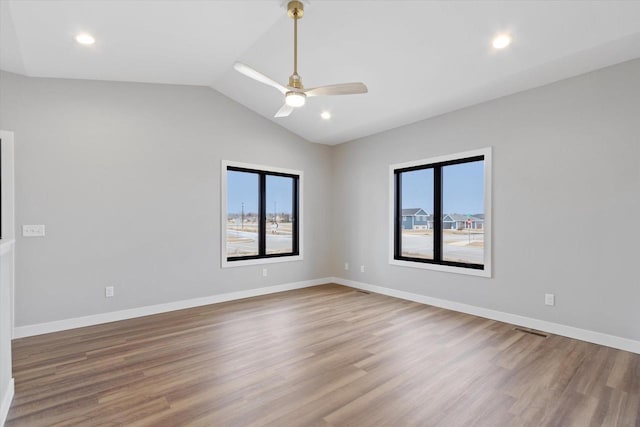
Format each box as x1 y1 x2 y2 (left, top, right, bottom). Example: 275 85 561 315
2 1 640 145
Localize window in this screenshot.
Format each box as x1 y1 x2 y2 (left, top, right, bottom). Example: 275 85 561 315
390 148 491 277
222 161 302 267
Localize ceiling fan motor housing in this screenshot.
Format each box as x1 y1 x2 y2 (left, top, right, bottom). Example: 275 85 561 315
289 73 303 89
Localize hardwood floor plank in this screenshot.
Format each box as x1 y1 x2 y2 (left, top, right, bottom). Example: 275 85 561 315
7 284 640 426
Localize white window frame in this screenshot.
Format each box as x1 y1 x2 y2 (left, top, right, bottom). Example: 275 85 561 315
388 147 492 278
221 160 303 268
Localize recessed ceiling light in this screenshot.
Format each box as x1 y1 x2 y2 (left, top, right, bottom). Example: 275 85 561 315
321 111 331 120
75 33 95 45
492 34 511 49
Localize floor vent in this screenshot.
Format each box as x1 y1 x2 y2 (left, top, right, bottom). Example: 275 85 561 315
514 327 548 338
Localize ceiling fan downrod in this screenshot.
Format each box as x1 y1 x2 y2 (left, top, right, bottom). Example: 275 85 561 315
288 1 304 90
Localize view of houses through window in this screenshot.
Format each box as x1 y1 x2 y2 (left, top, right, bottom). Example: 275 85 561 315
227 170 260 257
442 161 484 264
226 165 299 261
401 168 434 260
396 156 485 268
266 174 295 255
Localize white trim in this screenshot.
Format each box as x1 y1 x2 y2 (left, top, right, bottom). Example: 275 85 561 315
0 131 16 425
0 239 14 256
0 240 15 338
0 130 16 243
0 378 14 427
222 255 303 268
13 277 331 339
332 277 640 355
388 147 492 278
389 258 490 277
221 160 304 268
391 147 491 170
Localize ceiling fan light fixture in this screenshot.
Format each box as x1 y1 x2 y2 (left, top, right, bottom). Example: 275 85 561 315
285 91 306 108
75 33 95 45
492 34 512 49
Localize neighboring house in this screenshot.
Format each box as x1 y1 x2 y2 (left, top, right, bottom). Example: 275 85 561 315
443 213 484 230
468 215 484 229
402 208 432 230
402 210 484 230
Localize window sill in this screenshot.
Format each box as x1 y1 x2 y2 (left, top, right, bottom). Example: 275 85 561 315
389 258 491 278
222 254 303 268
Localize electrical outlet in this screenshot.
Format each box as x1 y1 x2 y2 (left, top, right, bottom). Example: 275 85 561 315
22 224 46 237
105 286 114 298
262 268 268 277
545 293 555 306
360 265 365 273
344 262 349 271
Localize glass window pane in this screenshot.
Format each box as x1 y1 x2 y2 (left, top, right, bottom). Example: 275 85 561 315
442 160 484 264
226 170 259 257
266 175 294 255
400 168 434 259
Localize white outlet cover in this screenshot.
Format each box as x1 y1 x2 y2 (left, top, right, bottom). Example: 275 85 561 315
545 293 555 306
360 265 365 273
262 268 268 277
344 262 349 271
105 286 114 297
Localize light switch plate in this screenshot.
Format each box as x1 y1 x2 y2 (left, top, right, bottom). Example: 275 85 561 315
22 225 46 237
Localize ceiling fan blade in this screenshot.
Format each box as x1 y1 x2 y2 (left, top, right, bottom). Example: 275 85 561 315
233 62 287 94
304 82 368 97
274 103 294 118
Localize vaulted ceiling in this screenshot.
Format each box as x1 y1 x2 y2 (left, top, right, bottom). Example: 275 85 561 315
2 1 639 144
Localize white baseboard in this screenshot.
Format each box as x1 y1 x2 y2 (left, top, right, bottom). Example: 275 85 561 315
13 278 332 339
332 277 640 355
0 378 14 427
13 277 640 355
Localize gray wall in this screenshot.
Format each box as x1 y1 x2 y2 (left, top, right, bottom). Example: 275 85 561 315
331 59 640 341
0 71 333 326
1 59 639 343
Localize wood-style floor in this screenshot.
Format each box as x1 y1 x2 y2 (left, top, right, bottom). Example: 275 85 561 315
7 284 640 426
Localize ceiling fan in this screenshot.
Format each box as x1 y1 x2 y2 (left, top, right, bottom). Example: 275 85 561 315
233 1 368 118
